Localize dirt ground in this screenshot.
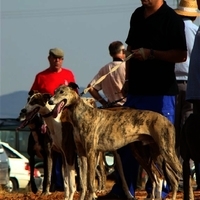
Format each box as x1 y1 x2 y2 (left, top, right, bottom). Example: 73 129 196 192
1 179 200 200
1 190 200 200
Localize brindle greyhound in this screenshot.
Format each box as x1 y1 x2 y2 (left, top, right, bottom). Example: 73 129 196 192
19 89 153 200
49 84 183 200
180 113 199 200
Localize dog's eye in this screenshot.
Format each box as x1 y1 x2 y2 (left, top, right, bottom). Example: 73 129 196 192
60 90 64 94
54 89 57 94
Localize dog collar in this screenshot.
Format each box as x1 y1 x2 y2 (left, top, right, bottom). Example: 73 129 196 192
41 111 53 118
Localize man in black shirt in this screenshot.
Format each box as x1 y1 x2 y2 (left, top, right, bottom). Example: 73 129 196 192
98 0 187 199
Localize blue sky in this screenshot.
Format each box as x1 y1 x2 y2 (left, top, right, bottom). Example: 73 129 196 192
1 0 199 96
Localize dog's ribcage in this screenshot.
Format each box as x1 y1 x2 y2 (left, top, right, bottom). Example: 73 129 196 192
71 99 170 152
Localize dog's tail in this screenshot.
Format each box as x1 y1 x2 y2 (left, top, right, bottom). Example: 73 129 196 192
162 149 182 179
159 120 182 179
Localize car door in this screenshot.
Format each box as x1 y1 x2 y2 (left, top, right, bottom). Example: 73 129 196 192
0 144 9 186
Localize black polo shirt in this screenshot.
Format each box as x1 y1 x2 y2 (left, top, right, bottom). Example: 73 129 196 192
125 2 187 95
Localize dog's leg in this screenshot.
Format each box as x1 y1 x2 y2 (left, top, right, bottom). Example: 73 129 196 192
62 162 69 200
150 159 163 199
151 181 156 199
145 178 162 200
87 150 98 200
183 159 194 200
99 152 107 191
42 140 52 195
95 167 102 191
129 142 163 199
61 151 76 200
164 163 179 200
78 155 87 200
155 178 163 199
67 163 76 200
60 164 70 199
46 142 53 194
29 152 38 194
95 151 106 193
95 152 101 192
189 176 194 200
113 151 134 199
27 133 38 194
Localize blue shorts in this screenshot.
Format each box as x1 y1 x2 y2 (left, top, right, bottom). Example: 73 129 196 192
124 94 175 123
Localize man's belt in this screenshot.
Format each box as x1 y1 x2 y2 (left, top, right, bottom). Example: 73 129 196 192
177 80 187 84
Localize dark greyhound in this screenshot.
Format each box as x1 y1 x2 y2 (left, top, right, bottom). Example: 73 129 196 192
18 113 53 195
180 113 200 200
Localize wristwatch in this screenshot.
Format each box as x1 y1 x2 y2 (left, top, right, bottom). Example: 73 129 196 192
148 49 155 60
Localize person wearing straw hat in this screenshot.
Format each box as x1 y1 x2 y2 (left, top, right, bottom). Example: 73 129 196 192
186 0 200 191
174 0 200 151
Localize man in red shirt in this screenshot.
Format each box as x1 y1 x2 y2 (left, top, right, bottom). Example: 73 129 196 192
31 48 76 95
30 48 76 191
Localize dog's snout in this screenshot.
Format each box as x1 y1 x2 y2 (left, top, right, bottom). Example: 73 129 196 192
48 100 54 105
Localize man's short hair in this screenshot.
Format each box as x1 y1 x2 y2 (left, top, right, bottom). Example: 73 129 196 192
108 41 124 56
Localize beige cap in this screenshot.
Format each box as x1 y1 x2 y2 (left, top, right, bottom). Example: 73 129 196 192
49 48 64 57
174 0 200 17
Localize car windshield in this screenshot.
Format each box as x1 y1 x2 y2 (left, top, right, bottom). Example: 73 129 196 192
2 145 20 158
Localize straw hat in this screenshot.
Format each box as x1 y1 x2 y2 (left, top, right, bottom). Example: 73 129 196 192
174 0 200 17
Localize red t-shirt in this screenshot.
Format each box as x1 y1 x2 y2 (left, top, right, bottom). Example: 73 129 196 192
31 68 76 96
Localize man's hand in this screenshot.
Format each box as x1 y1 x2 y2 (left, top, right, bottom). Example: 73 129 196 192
132 48 151 61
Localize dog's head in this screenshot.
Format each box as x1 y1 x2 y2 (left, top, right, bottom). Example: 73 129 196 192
48 82 80 118
17 92 52 129
18 90 39 121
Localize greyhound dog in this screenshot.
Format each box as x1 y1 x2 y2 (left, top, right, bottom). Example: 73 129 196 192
18 97 53 195
180 113 199 200
20 89 148 200
48 84 183 200
20 92 77 200
20 90 113 200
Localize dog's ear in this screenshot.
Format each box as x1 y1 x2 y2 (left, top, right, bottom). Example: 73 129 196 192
28 90 34 96
28 90 39 96
68 82 79 90
27 90 35 102
42 93 52 103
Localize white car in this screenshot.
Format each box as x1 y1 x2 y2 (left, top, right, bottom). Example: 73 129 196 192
0 141 42 192
0 143 10 189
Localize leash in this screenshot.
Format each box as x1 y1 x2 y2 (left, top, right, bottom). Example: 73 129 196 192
98 97 126 109
79 53 134 97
